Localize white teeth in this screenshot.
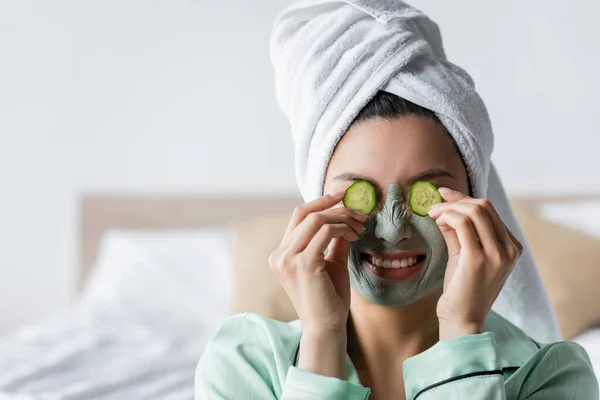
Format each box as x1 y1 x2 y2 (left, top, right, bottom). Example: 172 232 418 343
370 255 422 268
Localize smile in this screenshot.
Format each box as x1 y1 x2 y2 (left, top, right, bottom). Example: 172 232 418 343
360 251 427 281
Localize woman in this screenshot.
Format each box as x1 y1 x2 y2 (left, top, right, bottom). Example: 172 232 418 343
196 1 597 399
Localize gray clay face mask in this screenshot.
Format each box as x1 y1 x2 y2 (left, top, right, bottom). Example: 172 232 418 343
347 183 449 306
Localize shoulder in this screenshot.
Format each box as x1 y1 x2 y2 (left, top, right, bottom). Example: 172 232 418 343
515 341 598 397
195 313 302 393
487 312 598 397
486 311 595 369
199 313 302 363
213 312 301 346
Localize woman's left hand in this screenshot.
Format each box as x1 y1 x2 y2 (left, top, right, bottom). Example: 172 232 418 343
427 188 523 340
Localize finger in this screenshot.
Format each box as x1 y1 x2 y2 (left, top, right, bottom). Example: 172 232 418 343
328 206 369 224
287 209 366 251
435 210 483 254
505 228 523 255
431 197 508 245
438 222 461 258
464 198 509 247
287 210 365 253
504 228 524 266
329 200 370 221
429 201 499 252
437 187 470 202
305 224 359 257
284 192 345 238
502 216 523 261
327 237 352 266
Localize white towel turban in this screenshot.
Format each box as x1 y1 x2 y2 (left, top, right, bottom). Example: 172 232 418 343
270 0 561 343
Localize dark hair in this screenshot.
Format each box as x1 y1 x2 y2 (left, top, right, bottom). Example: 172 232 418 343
353 91 442 125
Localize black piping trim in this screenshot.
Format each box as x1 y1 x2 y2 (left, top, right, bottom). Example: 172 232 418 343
293 334 522 393
413 370 503 400
292 341 301 367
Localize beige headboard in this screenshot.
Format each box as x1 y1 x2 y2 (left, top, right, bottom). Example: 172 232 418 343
79 195 302 287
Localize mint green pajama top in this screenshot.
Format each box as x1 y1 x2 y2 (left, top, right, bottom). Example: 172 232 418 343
195 311 598 399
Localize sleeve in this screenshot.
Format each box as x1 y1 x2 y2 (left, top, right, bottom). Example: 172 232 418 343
402 332 598 400
195 314 370 400
282 367 370 399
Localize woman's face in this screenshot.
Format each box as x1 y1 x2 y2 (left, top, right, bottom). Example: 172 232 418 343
324 116 469 306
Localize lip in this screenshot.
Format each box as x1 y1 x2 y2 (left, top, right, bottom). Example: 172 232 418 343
360 251 426 282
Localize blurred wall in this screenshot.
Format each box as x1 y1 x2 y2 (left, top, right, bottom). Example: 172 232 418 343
0 0 598 332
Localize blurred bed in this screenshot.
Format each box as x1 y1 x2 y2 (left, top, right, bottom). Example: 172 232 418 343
0 195 598 399
0 196 299 400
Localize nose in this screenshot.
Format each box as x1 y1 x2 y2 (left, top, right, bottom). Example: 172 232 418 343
374 184 412 245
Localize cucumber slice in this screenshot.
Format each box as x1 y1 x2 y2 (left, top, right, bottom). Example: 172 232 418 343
409 180 442 216
343 180 377 214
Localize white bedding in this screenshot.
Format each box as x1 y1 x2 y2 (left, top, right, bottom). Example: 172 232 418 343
574 328 600 377
0 311 211 399
537 200 600 376
0 229 234 399
537 200 600 239
3 315 599 400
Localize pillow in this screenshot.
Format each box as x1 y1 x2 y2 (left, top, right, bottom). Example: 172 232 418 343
537 200 600 240
78 229 234 334
231 215 298 321
572 327 600 375
512 201 600 340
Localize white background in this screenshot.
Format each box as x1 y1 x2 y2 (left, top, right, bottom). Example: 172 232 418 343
0 0 598 333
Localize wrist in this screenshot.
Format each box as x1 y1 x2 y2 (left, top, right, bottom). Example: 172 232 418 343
298 329 348 380
439 320 483 341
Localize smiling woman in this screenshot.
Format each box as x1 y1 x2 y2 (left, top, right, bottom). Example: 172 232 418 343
324 97 464 308
195 95 597 399
195 1 598 399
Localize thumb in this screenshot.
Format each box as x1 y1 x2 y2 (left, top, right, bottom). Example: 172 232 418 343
437 221 461 259
326 237 351 266
438 187 470 202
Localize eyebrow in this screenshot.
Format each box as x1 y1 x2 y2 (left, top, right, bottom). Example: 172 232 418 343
333 169 453 186
409 169 454 183
333 173 377 186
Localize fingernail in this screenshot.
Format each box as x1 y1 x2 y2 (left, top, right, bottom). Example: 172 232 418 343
428 203 442 216
357 224 366 232
354 211 368 221
331 191 346 198
438 187 454 196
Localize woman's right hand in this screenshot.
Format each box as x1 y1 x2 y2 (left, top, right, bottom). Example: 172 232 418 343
269 192 367 379
269 192 367 335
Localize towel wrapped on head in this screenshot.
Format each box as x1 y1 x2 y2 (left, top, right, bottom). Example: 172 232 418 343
270 0 561 343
